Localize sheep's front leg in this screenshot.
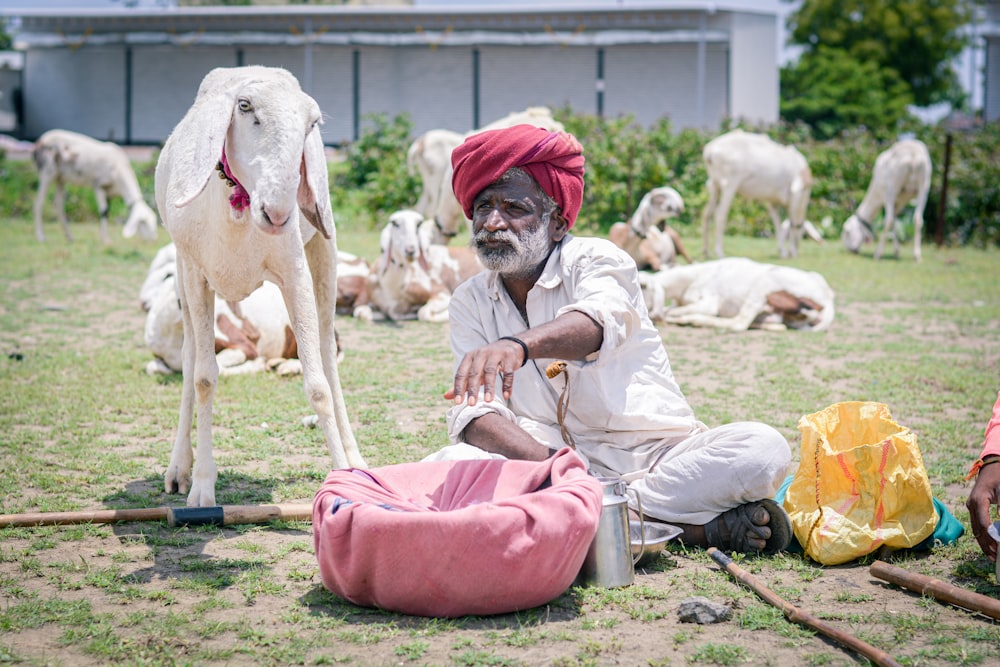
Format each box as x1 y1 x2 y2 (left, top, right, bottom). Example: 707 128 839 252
710 184 738 259
911 197 926 263
33 172 53 242
306 235 366 469
53 183 74 243
700 179 720 258
286 263 361 470
664 295 722 320
766 204 792 259
874 199 896 261
165 267 219 507
94 187 111 244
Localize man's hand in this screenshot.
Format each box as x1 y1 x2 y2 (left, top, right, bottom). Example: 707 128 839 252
967 461 1000 561
445 311 603 407
445 338 526 406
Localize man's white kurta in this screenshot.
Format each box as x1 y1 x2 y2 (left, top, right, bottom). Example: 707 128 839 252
443 235 790 524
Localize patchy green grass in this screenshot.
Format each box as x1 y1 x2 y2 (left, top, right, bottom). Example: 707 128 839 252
0 211 998 666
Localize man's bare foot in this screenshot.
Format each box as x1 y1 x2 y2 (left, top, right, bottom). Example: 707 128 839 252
672 499 793 554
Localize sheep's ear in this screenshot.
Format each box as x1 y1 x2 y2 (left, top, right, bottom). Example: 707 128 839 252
298 126 333 239
171 90 235 208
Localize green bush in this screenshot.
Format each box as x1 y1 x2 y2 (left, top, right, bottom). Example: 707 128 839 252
332 112 420 229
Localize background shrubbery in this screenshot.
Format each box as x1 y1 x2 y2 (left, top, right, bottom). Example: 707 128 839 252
4 110 998 249
330 110 999 249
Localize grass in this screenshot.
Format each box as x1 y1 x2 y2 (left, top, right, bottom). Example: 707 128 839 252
0 209 999 666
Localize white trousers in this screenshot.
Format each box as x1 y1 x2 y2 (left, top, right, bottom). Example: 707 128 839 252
422 421 791 526
627 421 790 525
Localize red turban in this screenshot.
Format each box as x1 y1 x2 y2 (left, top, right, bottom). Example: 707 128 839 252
451 124 586 228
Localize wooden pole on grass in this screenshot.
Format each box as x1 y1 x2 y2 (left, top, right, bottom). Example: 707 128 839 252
708 547 902 667
0 503 314 529
870 560 1000 620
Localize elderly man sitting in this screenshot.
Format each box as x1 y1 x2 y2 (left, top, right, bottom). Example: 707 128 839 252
429 124 792 554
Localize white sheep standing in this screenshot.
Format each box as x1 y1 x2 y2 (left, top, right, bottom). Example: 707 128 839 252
406 128 464 240
841 138 932 262
608 186 693 270
33 129 159 243
363 209 483 323
638 257 835 332
154 65 364 507
700 129 813 259
408 107 565 244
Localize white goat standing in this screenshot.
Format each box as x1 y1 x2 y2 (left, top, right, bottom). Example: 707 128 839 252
700 129 813 259
406 128 464 241
365 209 483 323
154 65 364 507
639 257 835 332
841 138 932 262
33 129 159 243
608 186 693 270
408 107 565 244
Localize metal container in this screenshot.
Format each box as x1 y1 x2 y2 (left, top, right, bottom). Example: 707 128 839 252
577 476 642 588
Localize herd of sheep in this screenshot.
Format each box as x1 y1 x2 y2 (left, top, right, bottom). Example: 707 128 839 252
30 70 933 369
25 65 933 507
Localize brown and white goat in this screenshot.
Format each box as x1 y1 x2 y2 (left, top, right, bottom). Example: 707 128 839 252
364 209 483 322
639 257 835 332
608 186 692 270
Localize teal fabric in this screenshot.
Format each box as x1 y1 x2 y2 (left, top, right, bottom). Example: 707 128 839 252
774 474 965 557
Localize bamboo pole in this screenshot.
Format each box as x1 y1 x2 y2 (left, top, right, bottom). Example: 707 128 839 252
870 560 1000 620
0 503 314 529
707 547 902 667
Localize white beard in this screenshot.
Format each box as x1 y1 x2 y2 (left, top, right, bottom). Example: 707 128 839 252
474 216 552 280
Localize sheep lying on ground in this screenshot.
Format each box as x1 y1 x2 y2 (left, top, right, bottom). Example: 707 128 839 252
841 138 932 262
700 129 813 259
141 242 370 324
608 186 693 270
154 65 364 507
144 274 311 377
408 107 565 244
363 209 483 322
138 241 177 312
638 257 835 331
335 251 374 323
140 243 350 376
33 129 159 243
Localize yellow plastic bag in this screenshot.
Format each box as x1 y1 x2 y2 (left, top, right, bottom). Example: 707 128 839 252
783 402 938 565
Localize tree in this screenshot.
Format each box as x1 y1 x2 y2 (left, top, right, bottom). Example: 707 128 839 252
781 46 914 139
0 22 12 51
785 0 973 108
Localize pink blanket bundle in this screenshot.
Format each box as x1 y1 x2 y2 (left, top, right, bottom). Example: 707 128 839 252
312 447 603 617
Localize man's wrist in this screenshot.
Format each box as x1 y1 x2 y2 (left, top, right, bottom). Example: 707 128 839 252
498 336 529 367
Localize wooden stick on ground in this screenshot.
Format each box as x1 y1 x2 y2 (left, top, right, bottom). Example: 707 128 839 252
0 503 314 529
707 547 902 667
870 560 1000 620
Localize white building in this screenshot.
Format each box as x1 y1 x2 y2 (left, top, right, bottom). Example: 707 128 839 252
0 2 783 145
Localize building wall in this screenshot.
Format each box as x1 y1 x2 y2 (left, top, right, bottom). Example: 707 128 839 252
727 11 779 126
603 42 729 129
24 47 127 141
9 6 781 144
